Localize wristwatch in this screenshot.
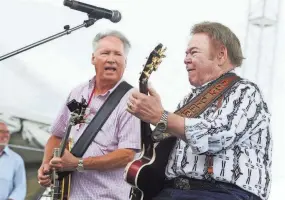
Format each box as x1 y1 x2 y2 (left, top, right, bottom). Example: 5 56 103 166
76 159 84 172
155 110 169 132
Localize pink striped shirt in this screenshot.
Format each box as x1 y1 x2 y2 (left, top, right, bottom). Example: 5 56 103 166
50 77 141 200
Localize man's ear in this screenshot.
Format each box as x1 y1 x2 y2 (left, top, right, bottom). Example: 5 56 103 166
91 53 95 65
217 45 227 66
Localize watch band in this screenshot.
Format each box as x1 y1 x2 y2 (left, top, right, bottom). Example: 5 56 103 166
76 158 84 172
155 110 169 132
160 110 168 123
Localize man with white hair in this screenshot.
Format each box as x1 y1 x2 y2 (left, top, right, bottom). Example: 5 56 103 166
0 122 26 200
37 30 141 200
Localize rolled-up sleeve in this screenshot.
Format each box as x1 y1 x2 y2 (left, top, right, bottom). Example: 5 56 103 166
117 89 141 151
117 109 141 151
50 93 71 138
184 83 270 155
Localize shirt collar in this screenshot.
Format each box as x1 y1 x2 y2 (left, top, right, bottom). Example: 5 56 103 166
0 146 11 156
88 76 124 96
191 69 236 94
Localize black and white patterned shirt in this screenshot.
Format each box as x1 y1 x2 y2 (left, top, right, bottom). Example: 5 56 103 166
165 73 272 200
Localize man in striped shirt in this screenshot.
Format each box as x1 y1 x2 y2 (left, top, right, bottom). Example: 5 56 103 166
37 30 141 200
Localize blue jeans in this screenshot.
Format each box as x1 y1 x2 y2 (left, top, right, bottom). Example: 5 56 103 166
152 184 261 200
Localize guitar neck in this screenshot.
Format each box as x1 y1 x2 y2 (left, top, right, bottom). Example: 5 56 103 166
139 82 153 151
58 123 73 157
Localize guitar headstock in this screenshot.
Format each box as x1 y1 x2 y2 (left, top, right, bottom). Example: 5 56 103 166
139 43 166 85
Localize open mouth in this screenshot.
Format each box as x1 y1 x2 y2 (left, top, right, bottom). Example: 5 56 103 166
104 66 116 71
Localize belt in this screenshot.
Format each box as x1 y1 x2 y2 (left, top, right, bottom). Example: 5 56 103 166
165 176 240 191
165 176 221 190
164 176 261 200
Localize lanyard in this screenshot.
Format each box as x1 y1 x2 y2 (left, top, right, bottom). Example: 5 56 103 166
87 86 95 107
77 86 95 130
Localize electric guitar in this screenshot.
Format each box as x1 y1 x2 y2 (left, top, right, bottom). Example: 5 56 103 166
124 43 167 200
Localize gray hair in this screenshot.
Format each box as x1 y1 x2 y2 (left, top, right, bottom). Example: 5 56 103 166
191 21 244 67
92 30 131 56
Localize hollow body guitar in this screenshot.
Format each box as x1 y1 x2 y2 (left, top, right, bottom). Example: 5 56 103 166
124 44 169 200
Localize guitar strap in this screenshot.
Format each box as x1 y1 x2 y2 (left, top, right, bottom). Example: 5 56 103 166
58 81 132 178
175 73 239 117
152 73 241 176
70 81 133 157
152 72 241 141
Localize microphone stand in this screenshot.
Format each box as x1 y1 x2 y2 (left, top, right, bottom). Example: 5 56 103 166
0 15 98 200
0 17 97 62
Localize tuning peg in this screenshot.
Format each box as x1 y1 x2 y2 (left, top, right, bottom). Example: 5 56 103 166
160 47 167 55
143 71 150 78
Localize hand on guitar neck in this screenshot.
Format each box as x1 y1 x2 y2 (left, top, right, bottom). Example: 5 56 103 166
38 163 52 187
49 149 79 171
128 85 164 125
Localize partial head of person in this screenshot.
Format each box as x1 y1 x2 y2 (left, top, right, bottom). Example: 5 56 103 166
184 21 244 87
91 30 131 88
0 122 10 152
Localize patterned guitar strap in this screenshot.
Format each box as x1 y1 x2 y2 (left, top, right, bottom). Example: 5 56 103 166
152 72 241 180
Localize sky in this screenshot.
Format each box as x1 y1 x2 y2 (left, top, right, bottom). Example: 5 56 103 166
0 0 284 199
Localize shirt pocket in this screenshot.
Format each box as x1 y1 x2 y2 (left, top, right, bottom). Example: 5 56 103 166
78 127 112 158
92 134 109 156
82 109 118 157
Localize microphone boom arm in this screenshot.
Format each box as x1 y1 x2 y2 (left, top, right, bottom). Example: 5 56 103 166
0 17 97 62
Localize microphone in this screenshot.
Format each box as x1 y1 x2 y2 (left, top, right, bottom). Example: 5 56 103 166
63 0 121 23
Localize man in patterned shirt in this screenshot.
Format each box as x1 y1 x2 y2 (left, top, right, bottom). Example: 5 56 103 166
127 21 272 200
37 30 141 200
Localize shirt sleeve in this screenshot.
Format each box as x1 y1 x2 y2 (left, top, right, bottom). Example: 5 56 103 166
9 157 26 200
117 90 141 151
50 93 72 138
184 82 271 155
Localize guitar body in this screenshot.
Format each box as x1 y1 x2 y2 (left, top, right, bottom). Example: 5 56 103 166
61 173 71 200
51 174 71 200
125 137 176 200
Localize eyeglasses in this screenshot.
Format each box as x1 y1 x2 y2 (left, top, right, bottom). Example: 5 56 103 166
0 130 9 134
